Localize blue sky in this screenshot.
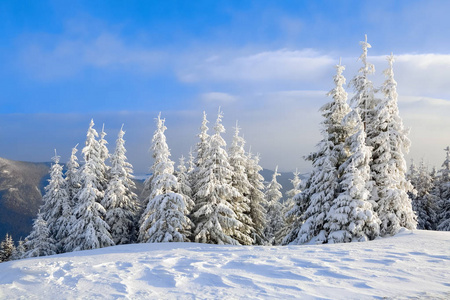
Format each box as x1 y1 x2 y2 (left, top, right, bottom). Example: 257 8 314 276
1 0 449 174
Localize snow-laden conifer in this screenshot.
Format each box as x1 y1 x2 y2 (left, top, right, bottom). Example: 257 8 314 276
375 54 416 235
245 151 267 245
11 239 25 261
264 166 284 245
0 234 15 262
437 146 450 231
277 169 301 245
284 59 351 245
411 160 439 230
98 124 111 191
177 155 195 212
139 114 192 243
24 213 57 258
191 112 211 200
191 109 241 245
187 148 195 174
228 122 254 245
65 120 114 252
102 126 140 245
325 111 380 243
40 150 71 252
66 144 81 201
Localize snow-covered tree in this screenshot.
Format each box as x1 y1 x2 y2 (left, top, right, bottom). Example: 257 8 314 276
187 148 195 174
11 239 25 261
0 234 15 262
98 124 111 191
102 126 140 245
191 109 241 245
65 120 114 252
177 155 195 212
66 144 81 201
375 54 416 235
24 213 57 258
411 160 439 230
276 169 302 245
438 146 450 231
264 166 284 245
139 114 192 243
228 122 254 245
39 150 71 252
191 112 211 201
325 111 380 243
245 151 267 245
284 59 352 245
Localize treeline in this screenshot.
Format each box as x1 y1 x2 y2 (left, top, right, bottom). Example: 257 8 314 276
1 35 449 262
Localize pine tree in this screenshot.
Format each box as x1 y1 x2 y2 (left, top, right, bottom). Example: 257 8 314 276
264 166 284 245
284 59 352 245
102 126 140 245
325 111 380 243
245 151 267 245
228 122 254 245
437 146 450 231
191 109 241 245
411 160 439 230
375 54 416 235
139 114 192 243
176 155 195 212
40 150 71 252
66 144 81 201
191 111 211 201
277 169 301 245
0 234 15 262
98 124 111 191
24 213 57 258
65 120 114 252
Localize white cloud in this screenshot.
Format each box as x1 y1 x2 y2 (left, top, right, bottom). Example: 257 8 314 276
200 92 238 104
178 49 334 83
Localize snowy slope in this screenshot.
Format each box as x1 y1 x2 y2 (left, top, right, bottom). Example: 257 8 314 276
0 230 449 299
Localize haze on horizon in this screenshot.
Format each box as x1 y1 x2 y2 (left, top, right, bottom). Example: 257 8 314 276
1 0 449 174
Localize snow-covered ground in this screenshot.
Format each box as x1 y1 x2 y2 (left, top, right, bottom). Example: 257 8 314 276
0 230 449 299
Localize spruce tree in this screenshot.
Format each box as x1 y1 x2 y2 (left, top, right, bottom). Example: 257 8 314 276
139 114 192 243
437 146 450 231
24 213 57 258
264 166 284 245
11 239 25 261
245 151 267 245
66 144 81 201
191 112 211 201
375 54 416 235
277 169 301 245
191 109 241 245
0 234 15 262
177 155 195 213
102 126 140 245
325 111 380 243
40 150 71 252
284 59 351 245
65 120 114 252
228 122 254 245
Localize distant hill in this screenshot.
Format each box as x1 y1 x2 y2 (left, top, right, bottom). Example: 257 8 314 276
0 156 307 241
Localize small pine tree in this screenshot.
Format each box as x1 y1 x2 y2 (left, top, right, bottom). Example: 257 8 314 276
139 114 192 243
437 146 450 231
66 144 81 201
24 213 57 258
228 122 254 245
102 126 140 245
177 155 195 213
245 151 267 245
191 109 241 245
191 111 211 202
40 150 71 252
264 166 284 245
11 239 26 261
0 234 15 262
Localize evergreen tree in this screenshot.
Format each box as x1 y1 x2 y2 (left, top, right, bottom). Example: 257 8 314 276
325 111 380 243
245 151 267 245
177 155 195 212
191 112 211 201
0 234 15 262
11 239 25 261
284 59 351 245
375 54 416 235
24 213 57 258
66 144 81 201
411 160 439 230
40 150 71 252
139 114 192 243
438 146 450 231
99 124 111 191
228 122 254 245
102 126 140 245
65 120 114 252
187 148 195 174
264 166 284 245
191 109 241 245
277 169 302 245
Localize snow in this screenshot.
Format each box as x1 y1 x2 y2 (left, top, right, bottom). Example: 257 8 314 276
0 230 449 299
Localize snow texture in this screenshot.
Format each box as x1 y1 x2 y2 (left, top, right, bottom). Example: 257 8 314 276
0 230 449 299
